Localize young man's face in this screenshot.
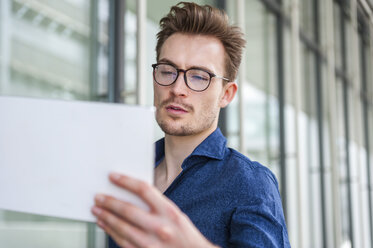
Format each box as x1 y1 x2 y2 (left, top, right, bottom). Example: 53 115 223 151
153 33 231 136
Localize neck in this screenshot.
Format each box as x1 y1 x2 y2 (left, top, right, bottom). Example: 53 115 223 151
162 125 217 181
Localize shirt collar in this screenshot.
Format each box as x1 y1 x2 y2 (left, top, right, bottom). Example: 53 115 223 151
155 127 227 166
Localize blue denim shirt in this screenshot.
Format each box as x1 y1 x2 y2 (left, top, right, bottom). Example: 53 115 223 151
109 128 290 248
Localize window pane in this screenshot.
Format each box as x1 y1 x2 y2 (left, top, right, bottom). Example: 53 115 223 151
226 1 280 178
336 79 352 247
300 44 323 248
299 0 315 41
333 2 343 70
0 0 108 247
123 0 137 104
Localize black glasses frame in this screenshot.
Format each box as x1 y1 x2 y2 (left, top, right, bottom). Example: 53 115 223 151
151 63 230 92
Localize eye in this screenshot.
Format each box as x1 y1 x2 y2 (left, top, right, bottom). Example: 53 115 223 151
191 75 209 81
188 70 210 82
156 65 177 78
160 70 176 76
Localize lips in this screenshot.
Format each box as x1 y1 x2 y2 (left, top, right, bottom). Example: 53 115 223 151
167 105 186 111
165 104 188 114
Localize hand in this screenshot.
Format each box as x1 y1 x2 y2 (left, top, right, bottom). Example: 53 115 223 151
91 173 218 248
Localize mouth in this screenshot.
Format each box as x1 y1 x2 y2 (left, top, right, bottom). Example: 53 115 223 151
165 104 188 114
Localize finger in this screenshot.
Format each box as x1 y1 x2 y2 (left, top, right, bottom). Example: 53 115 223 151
93 196 182 242
94 194 159 231
97 219 136 248
92 206 155 248
109 173 177 214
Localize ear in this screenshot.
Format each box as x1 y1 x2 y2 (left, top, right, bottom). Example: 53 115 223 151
219 82 238 108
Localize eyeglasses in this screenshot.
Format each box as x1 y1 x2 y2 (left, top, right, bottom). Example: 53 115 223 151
151 63 230 92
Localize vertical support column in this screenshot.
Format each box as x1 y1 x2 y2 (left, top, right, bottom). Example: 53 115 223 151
216 0 227 136
342 65 355 248
359 4 373 246
340 5 355 247
136 0 146 106
0 0 6 209
370 20 373 248
313 0 328 246
276 7 288 221
350 1 365 247
108 0 124 103
0 0 11 94
325 0 341 247
236 0 246 155
360 23 373 248
289 0 303 246
89 0 99 100
87 4 99 246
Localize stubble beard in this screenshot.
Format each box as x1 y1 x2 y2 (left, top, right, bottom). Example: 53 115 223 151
156 102 219 137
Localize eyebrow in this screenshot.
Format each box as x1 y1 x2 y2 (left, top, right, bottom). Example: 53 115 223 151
158 58 215 75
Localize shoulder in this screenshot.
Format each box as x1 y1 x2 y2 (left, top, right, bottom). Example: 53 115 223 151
221 149 290 247
222 148 280 202
224 148 279 187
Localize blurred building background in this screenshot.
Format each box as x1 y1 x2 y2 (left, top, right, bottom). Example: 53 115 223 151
0 0 372 247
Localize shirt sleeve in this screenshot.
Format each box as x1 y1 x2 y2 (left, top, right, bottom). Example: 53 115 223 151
228 167 291 248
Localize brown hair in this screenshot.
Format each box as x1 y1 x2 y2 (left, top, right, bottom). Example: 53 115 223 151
156 2 246 81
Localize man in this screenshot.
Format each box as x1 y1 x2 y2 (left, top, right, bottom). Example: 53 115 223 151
91 2 290 247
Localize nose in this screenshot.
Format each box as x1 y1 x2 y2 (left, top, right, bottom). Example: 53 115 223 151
170 71 189 97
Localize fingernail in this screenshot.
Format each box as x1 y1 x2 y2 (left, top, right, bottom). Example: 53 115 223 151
109 172 121 181
91 206 102 215
95 194 105 203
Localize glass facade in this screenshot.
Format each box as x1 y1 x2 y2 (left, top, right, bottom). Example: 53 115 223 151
0 0 108 247
226 0 280 177
1 0 373 247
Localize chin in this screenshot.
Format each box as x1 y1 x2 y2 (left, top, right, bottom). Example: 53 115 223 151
157 119 217 137
159 122 196 136
156 110 218 137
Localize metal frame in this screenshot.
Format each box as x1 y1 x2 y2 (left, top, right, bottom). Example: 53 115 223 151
325 0 342 246
106 1 125 246
136 0 147 106
358 8 373 246
88 0 100 245
108 0 125 103
276 7 288 221
341 2 355 247
258 1 332 231
289 0 304 246
333 0 356 246
259 1 344 247
236 0 247 155
258 0 288 221
89 0 99 101
313 0 328 247
216 0 228 136
0 0 11 93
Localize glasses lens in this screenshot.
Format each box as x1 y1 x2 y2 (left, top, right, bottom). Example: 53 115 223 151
186 69 210 91
154 64 177 86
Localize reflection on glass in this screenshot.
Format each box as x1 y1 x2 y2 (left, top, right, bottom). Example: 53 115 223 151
0 0 108 247
1 0 108 100
299 44 323 247
321 62 335 248
370 131 372 182
333 2 343 70
299 0 315 41
123 0 137 104
226 1 280 180
336 79 352 247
